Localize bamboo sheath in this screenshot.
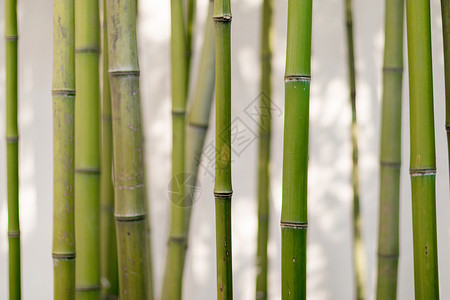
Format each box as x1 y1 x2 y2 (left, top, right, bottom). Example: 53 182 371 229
105 0 149 299
281 0 312 298
100 1 119 298
184 0 215 244
75 0 101 298
52 0 76 298
255 0 273 298
161 0 189 298
406 0 440 298
442 0 450 177
213 0 233 298
5 0 21 298
345 1 366 299
375 0 404 298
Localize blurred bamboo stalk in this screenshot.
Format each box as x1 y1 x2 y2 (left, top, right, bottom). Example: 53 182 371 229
255 0 273 298
375 0 404 298
100 1 118 299
5 0 21 298
52 0 76 298
344 0 366 298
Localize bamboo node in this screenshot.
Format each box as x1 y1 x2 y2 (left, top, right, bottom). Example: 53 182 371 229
75 47 101 54
6 136 19 143
188 121 209 130
75 167 101 175
446 125 450 132
76 285 102 292
377 252 399 260
7 231 20 238
380 160 401 168
168 235 188 245
284 75 311 82
213 15 232 22
52 252 76 260
280 221 308 229
409 168 436 176
52 89 76 97
109 70 140 77
115 214 146 222
172 110 186 116
5 35 18 41
214 191 233 198
382 66 403 73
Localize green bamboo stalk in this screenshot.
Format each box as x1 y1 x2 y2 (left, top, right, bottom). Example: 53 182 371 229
105 0 149 299
280 0 312 298
213 0 233 298
375 0 404 298
442 0 450 178
75 0 101 298
406 0 439 298
184 0 215 245
186 0 196 81
344 0 366 298
255 0 273 298
100 1 118 299
5 0 21 298
160 0 188 298
52 0 76 298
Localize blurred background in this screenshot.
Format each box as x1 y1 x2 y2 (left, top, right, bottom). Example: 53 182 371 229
1 0 450 299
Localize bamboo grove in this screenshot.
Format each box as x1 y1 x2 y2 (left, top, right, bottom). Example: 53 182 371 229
4 0 450 299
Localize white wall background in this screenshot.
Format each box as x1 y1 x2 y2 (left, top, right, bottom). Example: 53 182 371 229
0 0 449 299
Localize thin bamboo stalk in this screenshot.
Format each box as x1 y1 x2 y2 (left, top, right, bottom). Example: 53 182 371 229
213 0 233 298
442 0 450 178
375 0 404 298
406 0 439 298
280 0 312 298
184 0 215 246
344 0 366 298
105 0 149 298
160 0 188 298
5 0 21 298
75 0 101 298
100 1 118 299
255 0 273 298
52 0 76 298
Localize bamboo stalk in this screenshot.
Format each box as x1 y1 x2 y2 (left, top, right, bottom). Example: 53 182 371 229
406 0 440 298
5 0 21 298
280 0 312 298
255 0 273 298
213 0 233 298
442 0 450 178
184 0 215 246
186 0 196 82
375 0 404 298
75 0 101 298
52 0 76 298
105 0 149 299
344 0 366 298
160 0 189 298
100 1 118 298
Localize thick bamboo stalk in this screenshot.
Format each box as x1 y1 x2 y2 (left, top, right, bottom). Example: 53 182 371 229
184 0 215 246
161 0 188 298
281 0 312 298
406 0 439 298
344 0 366 298
375 0 404 298
186 0 196 82
213 0 233 298
255 0 273 298
5 0 21 298
105 0 149 299
100 1 118 299
442 0 450 178
75 0 101 298
52 0 76 298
